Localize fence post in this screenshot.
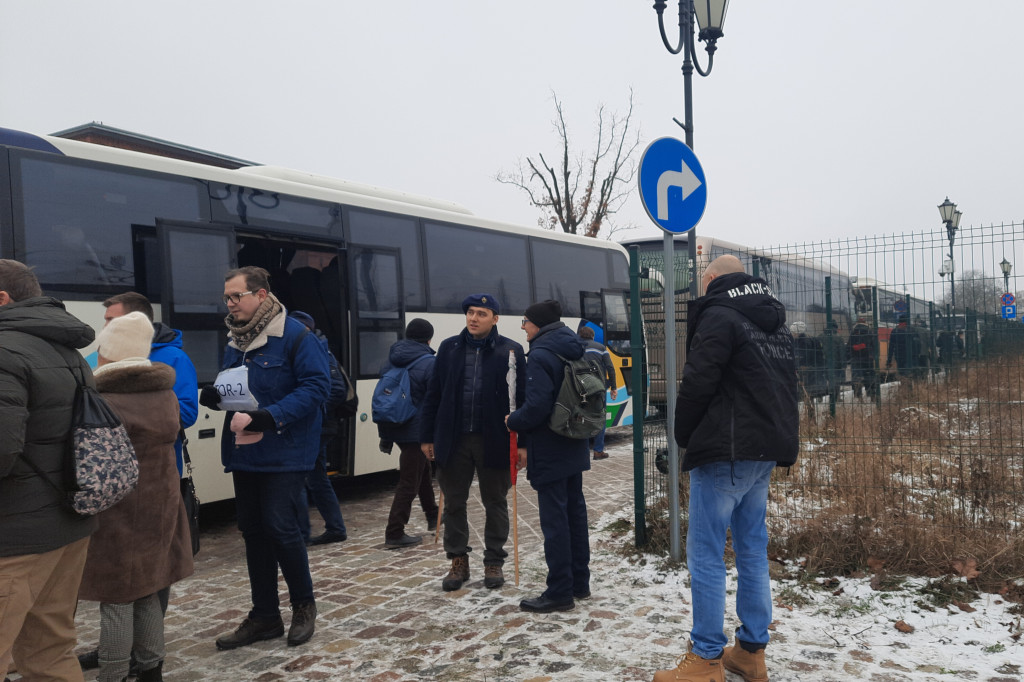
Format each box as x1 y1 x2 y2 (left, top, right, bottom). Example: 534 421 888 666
825 276 836 417
629 246 647 547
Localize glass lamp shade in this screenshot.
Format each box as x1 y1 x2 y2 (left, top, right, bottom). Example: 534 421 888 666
937 197 957 223
1000 258 1013 276
694 0 729 40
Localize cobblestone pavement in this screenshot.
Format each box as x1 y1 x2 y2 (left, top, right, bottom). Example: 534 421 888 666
73 431 662 682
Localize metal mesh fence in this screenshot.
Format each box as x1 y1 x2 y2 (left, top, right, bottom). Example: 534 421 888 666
631 222 1024 578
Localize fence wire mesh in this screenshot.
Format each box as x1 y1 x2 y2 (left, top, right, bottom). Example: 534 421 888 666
631 223 1024 582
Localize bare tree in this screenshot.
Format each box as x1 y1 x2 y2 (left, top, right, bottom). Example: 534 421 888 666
496 90 642 239
941 269 1002 313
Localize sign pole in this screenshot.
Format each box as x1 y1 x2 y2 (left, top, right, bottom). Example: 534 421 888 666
663 232 680 561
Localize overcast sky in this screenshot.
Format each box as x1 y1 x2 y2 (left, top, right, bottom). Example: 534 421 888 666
2 1 1022 249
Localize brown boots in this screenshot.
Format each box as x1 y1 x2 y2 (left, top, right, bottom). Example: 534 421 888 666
442 554 470 591
722 639 768 682
651 651 724 682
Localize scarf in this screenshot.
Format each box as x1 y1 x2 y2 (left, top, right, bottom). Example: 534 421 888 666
226 293 283 351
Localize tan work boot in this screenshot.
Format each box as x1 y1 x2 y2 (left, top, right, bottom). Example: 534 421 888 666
442 554 470 591
652 650 724 682
722 639 768 682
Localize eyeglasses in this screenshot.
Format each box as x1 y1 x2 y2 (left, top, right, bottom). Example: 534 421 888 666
222 290 258 305
521 318 530 326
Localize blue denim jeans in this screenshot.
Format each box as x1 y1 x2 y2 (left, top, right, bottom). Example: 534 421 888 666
233 471 315 620
590 426 607 453
300 441 347 540
687 460 775 659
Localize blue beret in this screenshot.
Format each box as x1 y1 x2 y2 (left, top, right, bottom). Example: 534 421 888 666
289 310 316 331
461 293 500 315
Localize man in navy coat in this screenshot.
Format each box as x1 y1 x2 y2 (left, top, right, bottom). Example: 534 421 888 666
420 294 525 592
507 300 592 613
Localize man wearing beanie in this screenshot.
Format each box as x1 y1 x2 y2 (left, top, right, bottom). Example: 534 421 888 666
507 300 593 613
420 294 525 591
82 311 194 681
376 318 439 548
199 266 330 651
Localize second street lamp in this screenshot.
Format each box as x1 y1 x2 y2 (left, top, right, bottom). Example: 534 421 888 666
938 197 962 316
1000 257 1012 294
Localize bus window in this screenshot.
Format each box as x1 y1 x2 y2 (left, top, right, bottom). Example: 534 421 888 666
532 240 611 317
15 154 201 291
350 245 403 377
424 222 530 313
348 210 424 310
209 183 341 237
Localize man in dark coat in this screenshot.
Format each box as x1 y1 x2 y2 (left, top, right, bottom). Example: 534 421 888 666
0 259 97 680
886 314 921 380
420 294 525 592
378 318 439 548
849 316 877 398
507 300 591 613
654 255 798 682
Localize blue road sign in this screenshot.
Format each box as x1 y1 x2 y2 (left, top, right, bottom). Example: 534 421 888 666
893 299 908 314
1002 305 1016 319
638 137 707 234
1002 293 1015 306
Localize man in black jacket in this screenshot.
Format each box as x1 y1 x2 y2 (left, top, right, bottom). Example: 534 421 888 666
420 294 525 592
653 255 798 682
0 259 98 680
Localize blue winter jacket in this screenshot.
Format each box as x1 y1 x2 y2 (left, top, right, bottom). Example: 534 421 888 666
420 327 525 470
377 339 436 444
506 322 590 486
150 322 198 475
219 313 331 473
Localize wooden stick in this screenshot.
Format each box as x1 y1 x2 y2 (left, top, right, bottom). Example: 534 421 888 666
513 482 519 586
434 490 444 545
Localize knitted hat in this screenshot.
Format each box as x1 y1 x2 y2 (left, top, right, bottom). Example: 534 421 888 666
790 320 806 334
405 318 434 342
461 293 500 315
524 300 562 328
290 310 316 331
96 311 153 361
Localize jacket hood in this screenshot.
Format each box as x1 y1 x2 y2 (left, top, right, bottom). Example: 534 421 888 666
528 322 585 360
151 321 182 348
389 338 435 367
698 272 787 335
0 296 95 349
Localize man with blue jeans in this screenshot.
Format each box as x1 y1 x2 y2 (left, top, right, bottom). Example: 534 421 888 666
653 255 798 682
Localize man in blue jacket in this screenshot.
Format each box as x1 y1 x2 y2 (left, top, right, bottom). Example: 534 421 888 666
420 294 525 592
200 266 330 651
507 300 592 613
653 255 798 682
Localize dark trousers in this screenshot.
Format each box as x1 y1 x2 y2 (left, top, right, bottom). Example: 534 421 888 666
300 440 347 539
534 472 591 601
385 442 439 540
233 471 315 620
437 433 510 565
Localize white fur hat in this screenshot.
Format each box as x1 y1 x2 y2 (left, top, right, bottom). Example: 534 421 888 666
96 311 153 362
789 320 806 334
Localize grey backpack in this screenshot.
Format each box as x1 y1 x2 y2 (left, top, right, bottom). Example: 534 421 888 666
548 353 607 439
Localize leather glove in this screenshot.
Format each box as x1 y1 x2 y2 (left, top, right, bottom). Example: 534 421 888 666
241 409 276 432
199 385 222 410
379 438 394 454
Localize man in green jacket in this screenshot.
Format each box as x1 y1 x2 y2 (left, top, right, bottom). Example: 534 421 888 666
0 259 97 681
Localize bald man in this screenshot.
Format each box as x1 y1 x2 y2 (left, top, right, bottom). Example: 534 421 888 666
652 255 799 682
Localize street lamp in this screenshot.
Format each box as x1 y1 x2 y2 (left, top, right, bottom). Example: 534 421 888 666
1000 257 1012 294
939 259 954 332
651 0 730 563
938 197 962 315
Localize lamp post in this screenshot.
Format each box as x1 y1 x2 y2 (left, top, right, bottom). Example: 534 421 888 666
937 197 962 319
939 259 954 332
1000 257 1012 294
651 0 729 562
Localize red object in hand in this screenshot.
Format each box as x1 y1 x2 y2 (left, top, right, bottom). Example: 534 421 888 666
509 431 519 486
853 343 867 352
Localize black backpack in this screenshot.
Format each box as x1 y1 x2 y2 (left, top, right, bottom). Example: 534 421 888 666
547 353 607 439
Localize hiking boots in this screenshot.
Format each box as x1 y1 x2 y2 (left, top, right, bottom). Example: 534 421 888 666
483 564 505 589
215 615 284 650
652 650 725 682
722 639 768 682
136 661 164 682
593 451 609 460
442 554 470 591
287 601 317 646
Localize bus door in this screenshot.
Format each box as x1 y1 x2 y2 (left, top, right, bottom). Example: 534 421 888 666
156 220 238 504
579 288 632 426
347 244 404 476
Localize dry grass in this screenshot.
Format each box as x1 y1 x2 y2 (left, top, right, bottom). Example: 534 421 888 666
642 358 1024 597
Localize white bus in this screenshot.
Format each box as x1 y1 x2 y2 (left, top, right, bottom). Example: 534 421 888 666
0 126 634 503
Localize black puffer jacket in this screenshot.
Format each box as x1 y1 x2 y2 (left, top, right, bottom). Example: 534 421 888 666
0 297 98 557
674 272 799 471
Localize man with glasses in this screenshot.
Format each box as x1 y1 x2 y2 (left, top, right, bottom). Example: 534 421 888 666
419 294 525 592
199 266 330 651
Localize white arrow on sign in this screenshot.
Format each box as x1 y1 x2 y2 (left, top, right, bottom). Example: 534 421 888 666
656 161 703 221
